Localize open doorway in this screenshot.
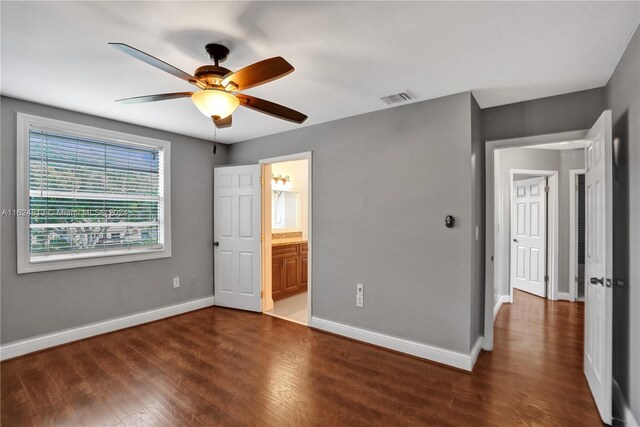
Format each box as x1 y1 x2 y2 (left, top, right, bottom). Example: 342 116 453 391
484 131 590 350
570 169 586 301
492 142 590 309
483 111 616 423
260 152 311 325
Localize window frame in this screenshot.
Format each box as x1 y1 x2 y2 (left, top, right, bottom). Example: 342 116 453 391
16 113 172 273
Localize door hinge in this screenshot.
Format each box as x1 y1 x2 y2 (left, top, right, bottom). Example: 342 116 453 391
260 234 265 242
260 176 265 185
544 186 550 193
261 290 264 298
545 275 549 283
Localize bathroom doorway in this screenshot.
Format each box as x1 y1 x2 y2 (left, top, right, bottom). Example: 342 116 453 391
260 152 312 325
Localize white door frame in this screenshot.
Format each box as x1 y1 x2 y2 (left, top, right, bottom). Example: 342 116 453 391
483 129 588 350
508 169 559 302
569 168 586 302
259 151 313 325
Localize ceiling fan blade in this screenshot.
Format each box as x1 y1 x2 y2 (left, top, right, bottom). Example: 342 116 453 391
236 94 307 124
116 92 194 104
213 115 232 129
222 57 294 91
109 43 206 89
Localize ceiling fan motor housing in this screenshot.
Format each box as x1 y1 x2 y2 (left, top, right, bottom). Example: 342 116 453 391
194 65 232 88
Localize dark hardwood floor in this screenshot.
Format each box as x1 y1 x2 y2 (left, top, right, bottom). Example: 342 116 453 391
1 290 601 426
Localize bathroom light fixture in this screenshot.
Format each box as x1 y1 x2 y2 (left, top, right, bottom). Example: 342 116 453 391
191 89 240 119
271 174 291 191
271 174 290 185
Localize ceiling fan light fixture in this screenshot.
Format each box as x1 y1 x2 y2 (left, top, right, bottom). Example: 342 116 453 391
191 89 239 119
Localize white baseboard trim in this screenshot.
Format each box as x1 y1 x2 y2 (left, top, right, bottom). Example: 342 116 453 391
0 296 214 361
613 379 639 427
556 292 573 301
493 295 511 321
470 336 484 370
310 316 481 371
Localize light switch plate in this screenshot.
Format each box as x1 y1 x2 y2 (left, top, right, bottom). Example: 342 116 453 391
173 276 180 288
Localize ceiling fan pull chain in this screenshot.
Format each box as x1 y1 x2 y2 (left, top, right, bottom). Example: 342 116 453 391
213 127 217 155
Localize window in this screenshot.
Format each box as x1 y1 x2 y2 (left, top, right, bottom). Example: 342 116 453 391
16 113 171 273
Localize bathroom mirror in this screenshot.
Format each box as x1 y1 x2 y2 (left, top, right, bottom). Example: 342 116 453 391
272 190 300 230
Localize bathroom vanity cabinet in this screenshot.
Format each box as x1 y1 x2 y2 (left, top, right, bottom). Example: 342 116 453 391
272 242 308 301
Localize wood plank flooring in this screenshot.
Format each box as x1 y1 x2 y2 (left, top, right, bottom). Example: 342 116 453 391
1 290 601 426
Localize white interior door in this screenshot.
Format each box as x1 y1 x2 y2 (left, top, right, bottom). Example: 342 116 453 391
584 110 613 424
510 176 547 297
214 165 262 312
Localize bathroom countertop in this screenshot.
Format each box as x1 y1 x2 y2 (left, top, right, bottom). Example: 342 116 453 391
271 238 308 247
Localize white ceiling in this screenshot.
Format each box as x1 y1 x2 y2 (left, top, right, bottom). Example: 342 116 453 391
2 2 638 144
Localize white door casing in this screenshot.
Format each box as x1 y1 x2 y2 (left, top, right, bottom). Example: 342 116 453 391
584 111 613 425
214 165 262 312
510 176 547 298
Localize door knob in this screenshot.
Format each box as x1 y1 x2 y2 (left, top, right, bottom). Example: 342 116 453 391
513 238 518 243
213 241 219 247
590 277 604 285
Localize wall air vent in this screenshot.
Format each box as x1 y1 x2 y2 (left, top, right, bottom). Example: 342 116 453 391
380 91 415 105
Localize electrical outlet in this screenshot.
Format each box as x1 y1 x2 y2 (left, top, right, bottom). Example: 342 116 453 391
189 275 196 286
173 276 180 288
356 283 364 295
356 294 364 308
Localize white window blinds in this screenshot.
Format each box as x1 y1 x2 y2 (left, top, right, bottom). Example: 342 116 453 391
28 129 165 257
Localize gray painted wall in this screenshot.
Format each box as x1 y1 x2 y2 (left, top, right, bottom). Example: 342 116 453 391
0 96 228 343
482 87 605 142
228 92 479 353
605 24 639 421
470 96 485 347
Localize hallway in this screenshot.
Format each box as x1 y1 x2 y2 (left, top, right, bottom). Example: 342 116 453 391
474 290 600 424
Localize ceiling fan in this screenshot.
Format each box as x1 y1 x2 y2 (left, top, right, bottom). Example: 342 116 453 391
109 42 308 129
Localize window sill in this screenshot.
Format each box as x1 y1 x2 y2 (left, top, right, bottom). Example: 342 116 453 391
18 247 171 274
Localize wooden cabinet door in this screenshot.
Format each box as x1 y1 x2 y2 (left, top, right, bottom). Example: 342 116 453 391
272 243 307 301
301 254 308 288
272 257 283 300
283 256 300 293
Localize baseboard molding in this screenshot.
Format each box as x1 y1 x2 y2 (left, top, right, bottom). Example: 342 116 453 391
613 379 639 427
556 292 573 301
493 295 511 321
0 296 214 361
310 316 481 371
469 336 484 371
